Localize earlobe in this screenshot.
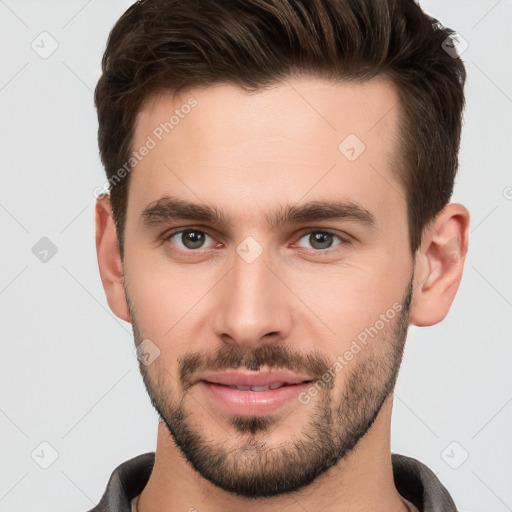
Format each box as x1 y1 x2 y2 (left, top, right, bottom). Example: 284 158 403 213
95 195 131 323
409 203 470 327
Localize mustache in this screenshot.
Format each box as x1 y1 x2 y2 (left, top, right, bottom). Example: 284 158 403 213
179 343 332 392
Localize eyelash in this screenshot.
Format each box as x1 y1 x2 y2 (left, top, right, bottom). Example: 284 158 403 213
162 227 348 256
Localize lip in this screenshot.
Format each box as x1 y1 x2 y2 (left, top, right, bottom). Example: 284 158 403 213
199 380 313 416
197 370 313 387
196 370 314 417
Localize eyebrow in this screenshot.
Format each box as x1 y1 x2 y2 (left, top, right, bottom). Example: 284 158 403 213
141 196 376 229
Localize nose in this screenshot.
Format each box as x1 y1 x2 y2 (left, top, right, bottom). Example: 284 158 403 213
211 245 293 349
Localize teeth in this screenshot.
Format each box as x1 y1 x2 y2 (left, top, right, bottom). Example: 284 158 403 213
229 382 286 391
250 385 269 391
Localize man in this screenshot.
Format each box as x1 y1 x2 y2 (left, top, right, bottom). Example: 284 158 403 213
91 0 469 510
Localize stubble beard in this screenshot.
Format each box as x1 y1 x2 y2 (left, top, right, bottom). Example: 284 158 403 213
128 277 413 498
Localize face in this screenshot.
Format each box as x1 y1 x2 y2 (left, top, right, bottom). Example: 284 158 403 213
122 76 415 497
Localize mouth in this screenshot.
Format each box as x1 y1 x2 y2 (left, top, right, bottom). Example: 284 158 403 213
206 381 312 391
196 370 315 416
197 369 314 388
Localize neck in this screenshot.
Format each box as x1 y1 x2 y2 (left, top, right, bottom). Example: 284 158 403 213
138 396 416 512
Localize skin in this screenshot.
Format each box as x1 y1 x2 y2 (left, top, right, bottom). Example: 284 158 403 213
95 75 470 512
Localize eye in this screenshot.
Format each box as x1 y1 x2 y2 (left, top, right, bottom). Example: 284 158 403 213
162 228 347 255
165 228 217 251
294 230 345 251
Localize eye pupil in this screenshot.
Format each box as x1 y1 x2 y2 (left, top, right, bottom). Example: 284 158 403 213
182 229 205 249
310 232 333 250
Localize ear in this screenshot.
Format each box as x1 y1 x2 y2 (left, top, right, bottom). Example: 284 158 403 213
95 195 131 323
410 203 470 326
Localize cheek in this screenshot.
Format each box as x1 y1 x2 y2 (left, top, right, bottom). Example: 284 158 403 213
290 260 408 348
124 254 211 358
122 213 209 331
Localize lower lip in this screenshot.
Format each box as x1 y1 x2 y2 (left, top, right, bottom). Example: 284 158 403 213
200 381 312 416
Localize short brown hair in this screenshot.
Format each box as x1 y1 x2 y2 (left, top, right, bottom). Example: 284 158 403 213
95 0 466 258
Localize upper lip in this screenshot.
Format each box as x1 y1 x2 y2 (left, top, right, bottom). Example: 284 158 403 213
197 370 313 387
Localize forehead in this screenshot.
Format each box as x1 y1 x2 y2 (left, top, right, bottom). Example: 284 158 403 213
128 75 404 228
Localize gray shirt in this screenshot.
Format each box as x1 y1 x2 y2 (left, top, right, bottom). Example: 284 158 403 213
87 452 458 511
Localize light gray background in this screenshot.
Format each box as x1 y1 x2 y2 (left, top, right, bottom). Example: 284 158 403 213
0 1 511 511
